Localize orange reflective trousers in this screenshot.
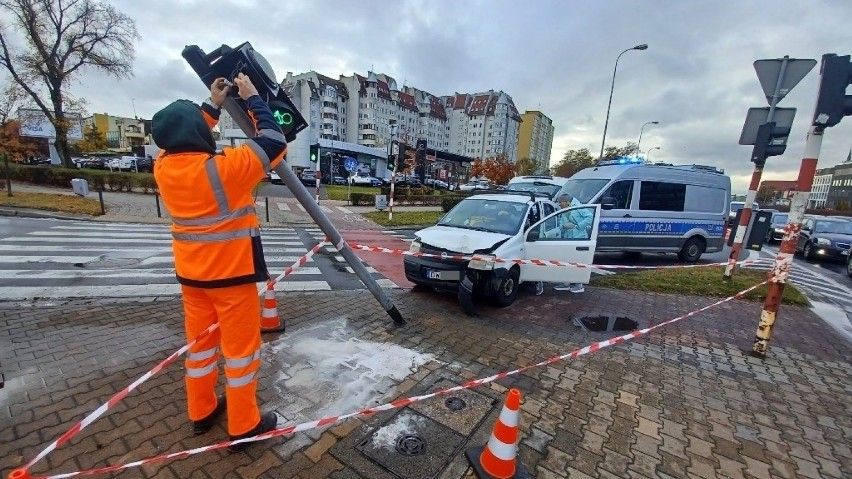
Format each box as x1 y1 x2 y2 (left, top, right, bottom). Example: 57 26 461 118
182 283 261 436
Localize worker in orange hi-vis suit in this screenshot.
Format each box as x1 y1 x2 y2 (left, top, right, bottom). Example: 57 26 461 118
152 73 286 452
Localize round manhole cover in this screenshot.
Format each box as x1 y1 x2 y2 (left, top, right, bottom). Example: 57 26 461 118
395 434 426 456
445 396 467 411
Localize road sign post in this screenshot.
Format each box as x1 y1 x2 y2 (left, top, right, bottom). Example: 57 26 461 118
724 56 816 281
754 53 852 357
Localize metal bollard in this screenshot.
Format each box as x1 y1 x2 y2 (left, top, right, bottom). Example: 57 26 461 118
265 197 270 223
97 189 105 215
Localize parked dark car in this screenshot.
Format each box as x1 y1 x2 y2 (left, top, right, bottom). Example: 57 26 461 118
795 217 852 261
764 212 789 243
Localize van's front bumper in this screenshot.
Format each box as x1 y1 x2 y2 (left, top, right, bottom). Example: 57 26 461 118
404 255 466 292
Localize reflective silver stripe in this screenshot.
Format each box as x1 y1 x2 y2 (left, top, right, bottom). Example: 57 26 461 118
227 371 257 388
245 139 271 170
173 227 260 242
186 346 219 361
225 350 261 369
171 205 256 227
205 157 229 215
186 362 217 378
259 128 286 144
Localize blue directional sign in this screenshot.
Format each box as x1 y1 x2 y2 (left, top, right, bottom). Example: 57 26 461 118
344 157 358 173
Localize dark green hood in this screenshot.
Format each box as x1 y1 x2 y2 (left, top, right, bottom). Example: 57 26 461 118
152 100 216 155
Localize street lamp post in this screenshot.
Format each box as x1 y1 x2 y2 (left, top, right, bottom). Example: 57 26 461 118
599 44 649 161
645 146 660 161
637 121 659 153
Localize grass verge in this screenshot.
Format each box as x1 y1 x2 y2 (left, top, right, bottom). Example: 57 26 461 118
324 185 380 201
362 210 443 227
0 191 103 216
590 266 809 306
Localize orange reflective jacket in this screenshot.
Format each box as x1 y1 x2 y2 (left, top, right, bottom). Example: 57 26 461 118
154 97 287 288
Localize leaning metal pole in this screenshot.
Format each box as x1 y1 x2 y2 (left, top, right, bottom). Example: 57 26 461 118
221 97 406 326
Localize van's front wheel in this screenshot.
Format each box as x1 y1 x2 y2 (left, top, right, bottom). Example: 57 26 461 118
677 236 706 263
492 268 520 307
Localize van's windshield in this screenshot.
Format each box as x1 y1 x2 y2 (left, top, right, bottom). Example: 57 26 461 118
508 181 562 197
561 179 610 203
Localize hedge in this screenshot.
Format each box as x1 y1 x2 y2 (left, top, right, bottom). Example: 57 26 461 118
2 164 157 193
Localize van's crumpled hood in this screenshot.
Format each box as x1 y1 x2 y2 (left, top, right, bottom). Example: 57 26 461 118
416 226 511 254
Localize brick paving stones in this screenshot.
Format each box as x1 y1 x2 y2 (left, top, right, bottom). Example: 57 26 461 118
1 285 850 478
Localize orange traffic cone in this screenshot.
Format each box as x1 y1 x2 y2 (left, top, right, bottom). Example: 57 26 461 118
8 468 30 479
465 388 530 478
260 283 285 334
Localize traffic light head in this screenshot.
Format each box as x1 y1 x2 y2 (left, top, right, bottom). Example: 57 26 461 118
812 53 852 130
309 143 319 163
182 42 308 142
751 122 790 167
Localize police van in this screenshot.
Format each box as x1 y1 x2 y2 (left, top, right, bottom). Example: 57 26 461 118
561 158 731 262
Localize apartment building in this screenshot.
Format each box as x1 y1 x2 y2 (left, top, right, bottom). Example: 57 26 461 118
807 150 852 209
516 110 554 173
441 90 522 162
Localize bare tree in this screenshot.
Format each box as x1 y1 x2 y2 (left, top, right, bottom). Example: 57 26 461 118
0 0 138 167
0 77 27 123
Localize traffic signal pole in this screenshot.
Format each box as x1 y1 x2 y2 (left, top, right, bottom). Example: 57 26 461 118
724 56 790 280
752 126 822 357
315 146 321 204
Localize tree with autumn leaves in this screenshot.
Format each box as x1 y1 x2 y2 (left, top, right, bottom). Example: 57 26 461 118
470 153 516 185
0 80 40 161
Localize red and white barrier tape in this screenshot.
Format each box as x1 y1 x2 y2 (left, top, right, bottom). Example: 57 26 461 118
346 242 772 270
29 279 771 479
22 242 324 472
259 238 329 295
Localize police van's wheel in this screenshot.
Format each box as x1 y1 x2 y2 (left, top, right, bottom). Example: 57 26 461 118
493 268 520 307
677 236 705 263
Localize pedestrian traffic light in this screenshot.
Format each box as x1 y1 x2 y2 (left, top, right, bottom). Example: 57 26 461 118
396 143 407 170
416 139 427 181
387 154 395 171
812 53 852 131
309 143 319 163
182 42 308 142
751 122 790 167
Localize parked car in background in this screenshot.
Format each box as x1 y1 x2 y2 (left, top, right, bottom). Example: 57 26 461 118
795 216 852 261
764 211 789 243
729 201 760 222
300 169 316 186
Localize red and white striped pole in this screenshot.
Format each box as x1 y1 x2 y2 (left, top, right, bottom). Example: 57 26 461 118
315 146 321 205
723 166 763 279
388 168 396 222
753 126 823 357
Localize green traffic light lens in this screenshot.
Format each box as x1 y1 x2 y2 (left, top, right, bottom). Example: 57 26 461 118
273 110 293 126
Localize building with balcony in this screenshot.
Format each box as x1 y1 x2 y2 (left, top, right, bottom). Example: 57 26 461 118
441 90 522 162
82 113 148 152
516 111 554 173
806 149 852 210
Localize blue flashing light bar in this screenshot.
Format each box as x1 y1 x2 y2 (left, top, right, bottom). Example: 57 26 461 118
598 155 646 166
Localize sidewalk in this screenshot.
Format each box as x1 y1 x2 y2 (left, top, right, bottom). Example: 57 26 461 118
1 182 435 229
1 286 850 478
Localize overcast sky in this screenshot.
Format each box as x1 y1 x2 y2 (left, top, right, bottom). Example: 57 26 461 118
6 0 852 193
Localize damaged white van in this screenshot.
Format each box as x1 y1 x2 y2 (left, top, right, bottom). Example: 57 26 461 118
404 192 603 314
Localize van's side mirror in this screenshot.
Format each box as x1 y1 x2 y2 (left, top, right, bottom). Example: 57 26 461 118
601 196 615 210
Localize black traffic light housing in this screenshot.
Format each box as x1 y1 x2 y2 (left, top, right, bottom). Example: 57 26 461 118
395 143 407 171
751 121 790 167
812 53 852 131
416 139 427 182
182 42 308 142
309 143 319 163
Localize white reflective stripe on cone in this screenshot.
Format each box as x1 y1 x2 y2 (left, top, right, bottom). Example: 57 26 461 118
486 435 517 461
262 308 277 316
498 406 519 427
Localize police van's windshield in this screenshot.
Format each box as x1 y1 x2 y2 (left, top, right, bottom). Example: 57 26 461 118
561 179 610 203
508 181 561 197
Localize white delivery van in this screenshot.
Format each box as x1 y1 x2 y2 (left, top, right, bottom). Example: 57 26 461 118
562 158 731 262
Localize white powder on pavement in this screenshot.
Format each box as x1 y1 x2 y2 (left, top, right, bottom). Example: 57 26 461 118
266 317 435 422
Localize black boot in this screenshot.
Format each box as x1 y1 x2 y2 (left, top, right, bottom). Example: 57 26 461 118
191 394 227 435
228 412 278 452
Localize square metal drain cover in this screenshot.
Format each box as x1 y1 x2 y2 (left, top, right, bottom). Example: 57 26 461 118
356 409 464 479
409 378 497 436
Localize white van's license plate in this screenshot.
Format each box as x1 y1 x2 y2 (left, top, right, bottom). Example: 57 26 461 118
424 269 460 281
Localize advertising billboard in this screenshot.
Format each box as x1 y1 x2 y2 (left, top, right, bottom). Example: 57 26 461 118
17 108 83 140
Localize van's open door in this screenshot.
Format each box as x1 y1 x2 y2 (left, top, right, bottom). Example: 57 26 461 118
519 205 601 284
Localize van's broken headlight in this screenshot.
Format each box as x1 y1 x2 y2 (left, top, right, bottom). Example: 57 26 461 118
469 254 496 270
409 239 422 253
